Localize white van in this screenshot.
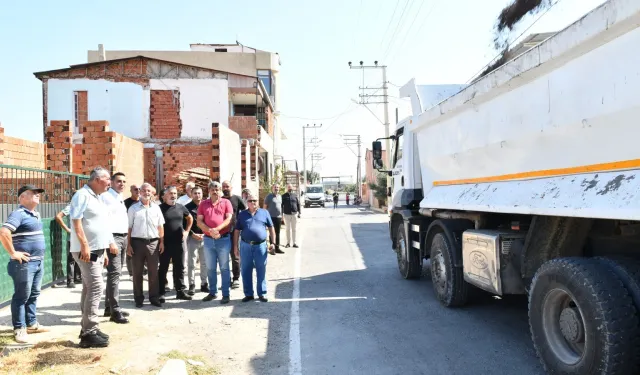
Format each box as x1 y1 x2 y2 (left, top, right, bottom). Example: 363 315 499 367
304 184 325 208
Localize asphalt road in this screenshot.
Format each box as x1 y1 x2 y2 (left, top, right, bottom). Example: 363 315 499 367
281 204 545 375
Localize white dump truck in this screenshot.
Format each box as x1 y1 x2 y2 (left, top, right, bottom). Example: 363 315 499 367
370 1 640 374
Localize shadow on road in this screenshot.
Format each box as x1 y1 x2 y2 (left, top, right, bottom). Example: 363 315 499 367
232 216 544 374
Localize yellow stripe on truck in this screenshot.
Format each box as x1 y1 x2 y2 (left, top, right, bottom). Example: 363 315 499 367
432 158 640 186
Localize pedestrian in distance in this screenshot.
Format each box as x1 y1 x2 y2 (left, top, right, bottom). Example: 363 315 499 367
197 181 233 304
234 192 276 303
333 192 339 209
0 185 50 344
69 167 118 348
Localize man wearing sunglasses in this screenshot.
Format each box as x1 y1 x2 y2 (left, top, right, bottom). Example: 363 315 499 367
234 192 276 302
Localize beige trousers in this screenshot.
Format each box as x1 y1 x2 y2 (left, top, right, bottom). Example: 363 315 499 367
283 214 298 245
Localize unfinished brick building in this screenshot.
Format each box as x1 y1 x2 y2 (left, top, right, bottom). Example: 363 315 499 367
34 53 286 195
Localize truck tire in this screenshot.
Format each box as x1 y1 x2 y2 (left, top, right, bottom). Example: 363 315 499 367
595 256 640 313
430 232 468 307
529 257 640 375
396 222 421 279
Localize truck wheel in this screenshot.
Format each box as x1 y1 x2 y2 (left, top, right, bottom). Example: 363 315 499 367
396 222 421 279
430 232 468 307
529 257 640 375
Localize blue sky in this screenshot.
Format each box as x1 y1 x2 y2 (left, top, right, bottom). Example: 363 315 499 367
0 0 605 178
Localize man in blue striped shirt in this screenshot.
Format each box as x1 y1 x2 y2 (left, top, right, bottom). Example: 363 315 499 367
0 185 50 344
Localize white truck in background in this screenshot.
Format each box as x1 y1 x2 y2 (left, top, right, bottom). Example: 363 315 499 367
371 1 640 374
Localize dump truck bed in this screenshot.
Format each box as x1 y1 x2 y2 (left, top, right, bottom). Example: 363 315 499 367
407 0 640 220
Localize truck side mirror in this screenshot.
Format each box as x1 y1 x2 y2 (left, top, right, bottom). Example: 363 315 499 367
372 141 383 166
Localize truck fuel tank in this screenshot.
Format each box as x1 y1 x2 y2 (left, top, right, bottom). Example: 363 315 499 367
462 230 527 295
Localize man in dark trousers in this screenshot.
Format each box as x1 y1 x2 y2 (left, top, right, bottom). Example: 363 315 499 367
281 183 301 248
222 180 246 289
158 186 193 301
263 184 284 254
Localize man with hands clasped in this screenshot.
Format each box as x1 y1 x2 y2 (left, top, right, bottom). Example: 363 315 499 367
197 181 233 304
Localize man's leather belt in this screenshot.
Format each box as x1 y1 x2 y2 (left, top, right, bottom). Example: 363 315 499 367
205 233 230 239
241 238 266 245
113 233 128 237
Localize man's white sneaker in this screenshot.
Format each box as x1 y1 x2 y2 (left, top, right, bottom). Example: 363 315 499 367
14 328 28 343
27 322 49 334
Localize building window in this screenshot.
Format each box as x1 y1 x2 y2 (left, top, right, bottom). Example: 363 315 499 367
74 92 79 133
215 48 227 52
73 91 88 134
234 105 257 116
257 70 272 96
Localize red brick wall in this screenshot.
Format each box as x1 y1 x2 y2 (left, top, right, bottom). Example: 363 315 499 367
229 116 259 139
72 144 83 174
41 58 149 85
161 143 212 191
80 121 115 175
45 121 73 172
76 91 88 134
144 148 156 188
1 131 45 169
150 90 182 139
241 140 247 188
211 123 220 182
265 106 275 138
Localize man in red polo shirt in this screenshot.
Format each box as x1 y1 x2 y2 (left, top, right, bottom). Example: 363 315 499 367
196 181 233 304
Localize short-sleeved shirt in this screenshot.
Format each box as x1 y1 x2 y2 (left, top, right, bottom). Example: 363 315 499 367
61 204 71 216
160 203 189 241
185 201 203 235
2 205 45 260
235 208 273 243
101 188 129 234
223 195 246 225
70 185 114 252
176 194 192 206
197 198 233 236
128 201 165 239
264 193 282 218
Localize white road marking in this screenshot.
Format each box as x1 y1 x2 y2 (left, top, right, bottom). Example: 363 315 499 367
289 223 303 375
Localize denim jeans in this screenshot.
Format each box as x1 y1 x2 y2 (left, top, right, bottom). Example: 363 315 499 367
7 259 43 329
203 235 231 297
240 241 268 297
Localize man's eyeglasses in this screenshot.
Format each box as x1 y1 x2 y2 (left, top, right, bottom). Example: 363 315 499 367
248 200 258 203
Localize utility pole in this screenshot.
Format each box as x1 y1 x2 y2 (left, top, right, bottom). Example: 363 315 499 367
310 153 324 183
348 61 391 189
342 134 362 199
302 123 322 187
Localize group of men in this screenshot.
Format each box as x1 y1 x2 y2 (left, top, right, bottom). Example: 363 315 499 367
0 167 302 349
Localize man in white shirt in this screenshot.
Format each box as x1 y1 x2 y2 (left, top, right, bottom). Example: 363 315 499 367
70 167 118 348
101 172 130 324
127 182 165 308
176 182 195 206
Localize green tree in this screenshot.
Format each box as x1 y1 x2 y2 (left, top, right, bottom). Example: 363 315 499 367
301 170 320 184
368 172 388 203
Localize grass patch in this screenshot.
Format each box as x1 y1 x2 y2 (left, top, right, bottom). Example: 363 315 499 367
161 350 219 375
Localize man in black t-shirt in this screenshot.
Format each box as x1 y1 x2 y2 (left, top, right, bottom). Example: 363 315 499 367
222 180 246 289
124 184 140 210
159 186 193 301
184 187 208 295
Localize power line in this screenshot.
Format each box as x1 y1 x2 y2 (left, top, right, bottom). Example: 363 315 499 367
379 0 402 50
387 0 434 65
382 0 414 61
465 0 564 84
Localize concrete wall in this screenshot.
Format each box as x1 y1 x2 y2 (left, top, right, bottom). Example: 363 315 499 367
113 133 145 193
47 78 149 139
149 79 229 137
218 126 241 196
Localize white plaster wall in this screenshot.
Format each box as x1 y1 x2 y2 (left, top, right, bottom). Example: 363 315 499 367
218 126 242 195
47 79 149 138
149 79 229 138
